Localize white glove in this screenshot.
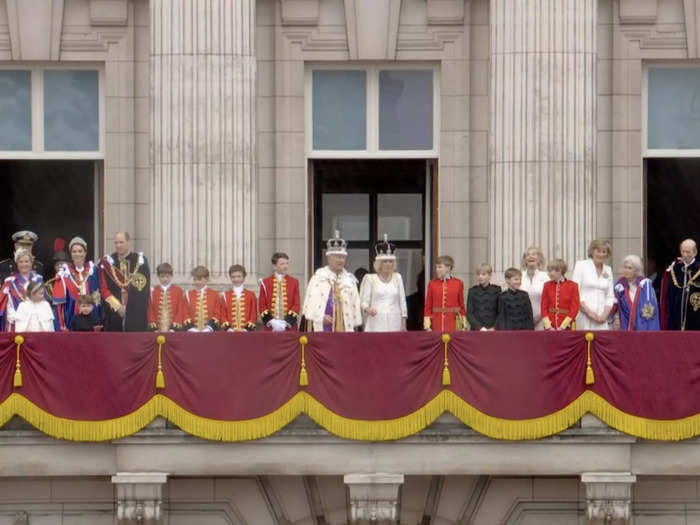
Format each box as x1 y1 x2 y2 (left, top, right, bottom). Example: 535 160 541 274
187 327 198 332
269 319 287 332
203 325 213 332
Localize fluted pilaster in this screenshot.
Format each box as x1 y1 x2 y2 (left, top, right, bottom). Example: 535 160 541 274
489 0 596 272
151 0 256 284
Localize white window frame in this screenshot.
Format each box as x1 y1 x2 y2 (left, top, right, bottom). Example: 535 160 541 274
0 63 104 159
643 61 700 158
305 63 440 159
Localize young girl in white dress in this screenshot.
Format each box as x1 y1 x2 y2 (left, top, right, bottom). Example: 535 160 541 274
15 280 55 332
359 236 408 332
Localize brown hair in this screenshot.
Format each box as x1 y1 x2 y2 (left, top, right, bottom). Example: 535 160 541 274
26 280 44 297
504 267 522 280
436 255 454 269
191 265 209 279
271 252 289 265
77 294 94 306
546 258 568 275
156 262 173 275
228 264 247 277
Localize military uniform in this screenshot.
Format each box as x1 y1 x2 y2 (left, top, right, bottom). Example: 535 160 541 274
147 284 190 331
541 278 580 330
466 283 501 330
259 273 300 331
0 231 44 281
423 276 466 332
496 289 534 330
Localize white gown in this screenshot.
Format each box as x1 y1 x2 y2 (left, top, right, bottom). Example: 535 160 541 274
572 258 615 331
359 273 407 332
520 270 549 330
14 300 55 332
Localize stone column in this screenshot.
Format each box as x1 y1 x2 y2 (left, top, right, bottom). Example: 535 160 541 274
151 0 256 285
111 472 168 525
489 0 597 274
344 473 404 523
581 472 636 524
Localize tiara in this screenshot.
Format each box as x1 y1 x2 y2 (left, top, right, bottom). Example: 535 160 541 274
326 230 347 255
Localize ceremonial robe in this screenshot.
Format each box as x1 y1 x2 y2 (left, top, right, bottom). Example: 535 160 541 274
661 258 700 330
614 277 660 331
302 267 362 332
98 252 150 332
52 262 102 330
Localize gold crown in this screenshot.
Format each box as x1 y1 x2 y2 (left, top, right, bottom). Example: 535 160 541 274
326 230 347 255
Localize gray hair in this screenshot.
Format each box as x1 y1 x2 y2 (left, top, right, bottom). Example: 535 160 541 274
622 254 643 276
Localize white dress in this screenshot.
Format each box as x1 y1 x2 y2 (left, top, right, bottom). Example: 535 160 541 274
359 273 408 332
572 258 615 331
14 300 55 332
520 270 549 330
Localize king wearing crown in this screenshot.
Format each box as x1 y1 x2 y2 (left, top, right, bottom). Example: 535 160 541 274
302 231 362 332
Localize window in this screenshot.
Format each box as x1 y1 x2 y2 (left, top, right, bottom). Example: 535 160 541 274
0 66 103 158
307 65 439 157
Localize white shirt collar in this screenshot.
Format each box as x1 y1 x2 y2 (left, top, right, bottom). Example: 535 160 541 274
160 283 171 292
275 273 285 281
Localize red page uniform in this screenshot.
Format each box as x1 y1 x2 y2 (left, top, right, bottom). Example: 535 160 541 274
423 277 466 332
147 285 189 331
258 274 300 331
186 287 221 331
541 279 580 330
221 287 257 331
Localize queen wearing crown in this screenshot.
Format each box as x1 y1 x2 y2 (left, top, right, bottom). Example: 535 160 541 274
302 231 362 332
359 235 407 332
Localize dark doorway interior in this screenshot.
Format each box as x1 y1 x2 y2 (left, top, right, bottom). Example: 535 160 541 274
0 160 97 277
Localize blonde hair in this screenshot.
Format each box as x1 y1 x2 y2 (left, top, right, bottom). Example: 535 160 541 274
521 246 545 270
436 255 454 269
587 239 612 259
476 263 493 275
373 258 397 273
14 248 33 263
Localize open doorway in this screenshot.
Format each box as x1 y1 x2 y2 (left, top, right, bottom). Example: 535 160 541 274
0 160 99 277
312 159 434 330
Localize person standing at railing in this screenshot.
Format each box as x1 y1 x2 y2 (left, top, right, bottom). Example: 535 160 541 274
302 231 362 332
496 268 534 330
14 280 54 332
423 255 466 332
660 239 700 331
359 235 407 332
0 249 44 332
541 259 579 331
259 252 300 332
520 246 550 330
466 263 500 331
612 255 659 331
572 239 615 331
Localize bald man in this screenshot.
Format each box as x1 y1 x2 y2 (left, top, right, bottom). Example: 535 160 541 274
98 232 151 331
661 239 700 330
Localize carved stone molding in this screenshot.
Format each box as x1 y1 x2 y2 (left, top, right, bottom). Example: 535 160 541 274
344 0 402 60
89 0 128 26
344 473 404 523
111 472 169 525
618 26 687 50
6 0 64 60
426 0 465 25
684 0 700 57
280 0 320 25
619 0 658 24
581 472 636 524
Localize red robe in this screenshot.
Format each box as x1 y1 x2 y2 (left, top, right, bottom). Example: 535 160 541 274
221 289 257 331
258 274 300 331
541 279 580 330
147 285 189 331
423 277 466 332
185 287 221 331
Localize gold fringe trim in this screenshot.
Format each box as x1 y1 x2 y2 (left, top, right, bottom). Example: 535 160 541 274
3 390 700 442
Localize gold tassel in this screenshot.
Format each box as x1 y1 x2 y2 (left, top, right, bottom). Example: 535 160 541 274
441 333 451 386
585 332 595 385
155 335 166 389
299 335 309 386
13 335 23 388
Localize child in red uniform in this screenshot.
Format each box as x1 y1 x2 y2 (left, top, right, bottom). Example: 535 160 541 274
541 259 580 330
147 263 189 331
423 255 466 332
186 266 221 332
221 264 257 331
258 252 300 331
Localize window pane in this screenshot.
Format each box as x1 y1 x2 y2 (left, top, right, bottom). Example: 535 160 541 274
313 70 366 150
322 193 369 241
648 68 700 149
395 248 424 296
377 193 423 240
0 71 31 151
379 70 433 150
44 70 99 151
345 249 370 278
